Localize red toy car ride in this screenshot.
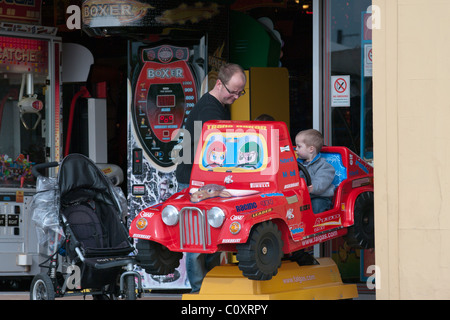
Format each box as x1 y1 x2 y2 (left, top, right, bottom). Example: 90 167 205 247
129 120 374 280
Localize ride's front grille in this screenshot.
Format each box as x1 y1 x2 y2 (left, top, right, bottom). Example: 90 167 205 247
179 207 211 250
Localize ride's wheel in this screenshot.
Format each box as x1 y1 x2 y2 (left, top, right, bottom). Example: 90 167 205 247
136 239 183 275
345 191 375 249
236 221 284 280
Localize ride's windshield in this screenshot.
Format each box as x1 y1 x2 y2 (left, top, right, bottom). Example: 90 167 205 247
199 132 268 173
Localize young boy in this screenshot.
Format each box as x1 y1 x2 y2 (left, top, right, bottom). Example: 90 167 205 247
295 129 335 214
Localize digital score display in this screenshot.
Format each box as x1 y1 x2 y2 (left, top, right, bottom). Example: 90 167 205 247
158 114 174 124
157 95 175 107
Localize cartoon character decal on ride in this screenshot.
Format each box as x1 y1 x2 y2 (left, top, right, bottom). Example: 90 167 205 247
199 132 267 172
205 141 226 168
237 141 261 169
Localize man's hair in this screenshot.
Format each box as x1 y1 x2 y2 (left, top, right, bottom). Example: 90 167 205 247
296 129 324 152
218 63 246 84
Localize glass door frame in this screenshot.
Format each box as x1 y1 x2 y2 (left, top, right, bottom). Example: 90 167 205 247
312 0 374 259
313 0 373 156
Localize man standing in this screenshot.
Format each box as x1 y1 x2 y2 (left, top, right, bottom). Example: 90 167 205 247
175 63 246 293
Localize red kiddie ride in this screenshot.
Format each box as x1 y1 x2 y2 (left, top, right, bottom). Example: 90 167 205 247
129 120 374 280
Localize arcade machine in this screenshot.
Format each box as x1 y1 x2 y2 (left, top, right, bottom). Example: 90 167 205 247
128 38 207 289
228 11 290 128
0 23 62 283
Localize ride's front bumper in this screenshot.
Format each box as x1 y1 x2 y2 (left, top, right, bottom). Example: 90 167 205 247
130 206 221 253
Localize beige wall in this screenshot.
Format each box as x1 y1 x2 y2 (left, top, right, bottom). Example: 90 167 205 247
373 0 450 299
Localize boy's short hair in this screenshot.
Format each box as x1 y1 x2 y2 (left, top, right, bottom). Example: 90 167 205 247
254 114 275 121
296 129 324 152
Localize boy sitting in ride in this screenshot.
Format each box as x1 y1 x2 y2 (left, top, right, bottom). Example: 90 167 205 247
294 129 335 214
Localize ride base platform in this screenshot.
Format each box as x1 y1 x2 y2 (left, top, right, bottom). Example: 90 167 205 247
182 258 358 300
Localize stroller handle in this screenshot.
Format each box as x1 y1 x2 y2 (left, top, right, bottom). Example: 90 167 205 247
32 161 59 178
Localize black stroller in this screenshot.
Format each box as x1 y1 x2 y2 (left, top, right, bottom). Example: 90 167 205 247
29 153 142 300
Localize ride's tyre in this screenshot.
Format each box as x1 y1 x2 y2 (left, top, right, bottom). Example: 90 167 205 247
236 221 284 280
345 191 375 249
136 240 183 275
30 273 56 300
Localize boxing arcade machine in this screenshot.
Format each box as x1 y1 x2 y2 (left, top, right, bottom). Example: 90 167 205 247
0 23 62 282
128 38 207 289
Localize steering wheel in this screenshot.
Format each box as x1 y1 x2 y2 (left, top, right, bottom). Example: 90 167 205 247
297 162 312 187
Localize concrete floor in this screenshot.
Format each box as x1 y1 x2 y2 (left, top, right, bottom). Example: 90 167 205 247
0 284 375 300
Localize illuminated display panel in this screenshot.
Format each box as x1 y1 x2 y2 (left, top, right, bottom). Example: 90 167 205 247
157 95 175 107
158 114 174 124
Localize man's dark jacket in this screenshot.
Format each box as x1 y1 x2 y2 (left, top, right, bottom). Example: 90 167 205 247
175 92 230 184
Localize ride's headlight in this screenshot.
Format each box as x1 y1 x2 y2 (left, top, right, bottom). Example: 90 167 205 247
136 217 148 230
207 207 225 228
229 221 241 235
161 205 179 226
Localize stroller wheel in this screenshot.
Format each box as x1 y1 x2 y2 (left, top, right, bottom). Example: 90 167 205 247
123 274 137 300
30 273 56 300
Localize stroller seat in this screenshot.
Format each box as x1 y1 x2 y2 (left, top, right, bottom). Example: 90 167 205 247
63 203 105 252
63 201 134 259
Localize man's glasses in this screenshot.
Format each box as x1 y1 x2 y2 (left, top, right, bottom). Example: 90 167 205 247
221 80 246 97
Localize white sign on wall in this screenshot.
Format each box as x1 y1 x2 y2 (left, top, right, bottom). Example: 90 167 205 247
364 44 373 77
331 75 350 107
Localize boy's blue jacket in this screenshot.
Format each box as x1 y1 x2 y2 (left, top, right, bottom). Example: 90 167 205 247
297 153 335 198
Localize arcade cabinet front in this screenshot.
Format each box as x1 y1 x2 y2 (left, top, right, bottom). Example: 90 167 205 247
0 26 62 280
128 38 207 289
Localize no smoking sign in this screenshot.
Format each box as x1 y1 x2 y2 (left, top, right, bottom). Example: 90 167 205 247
331 75 350 107
334 77 347 93
364 44 373 77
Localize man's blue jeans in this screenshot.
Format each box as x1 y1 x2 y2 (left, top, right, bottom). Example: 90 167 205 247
186 251 221 293
178 182 221 293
